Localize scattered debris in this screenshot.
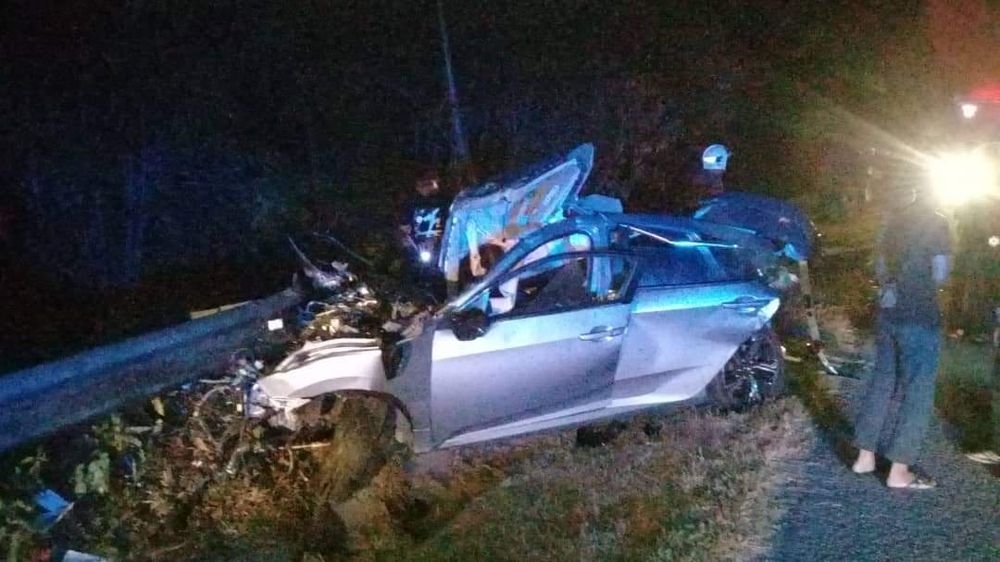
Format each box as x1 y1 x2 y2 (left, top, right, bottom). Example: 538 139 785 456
33 489 73 530
289 235 357 293
311 232 376 269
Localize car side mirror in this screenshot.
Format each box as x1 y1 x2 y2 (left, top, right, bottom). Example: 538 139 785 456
451 308 489 341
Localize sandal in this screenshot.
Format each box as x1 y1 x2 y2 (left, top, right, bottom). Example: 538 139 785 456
966 451 1000 465
887 475 936 490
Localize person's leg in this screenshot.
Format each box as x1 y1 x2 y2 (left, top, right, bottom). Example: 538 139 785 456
885 324 941 487
853 319 899 472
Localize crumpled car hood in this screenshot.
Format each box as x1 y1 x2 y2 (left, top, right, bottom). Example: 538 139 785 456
254 338 387 400
439 143 595 281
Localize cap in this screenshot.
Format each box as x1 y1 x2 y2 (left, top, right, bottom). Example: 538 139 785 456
702 144 730 171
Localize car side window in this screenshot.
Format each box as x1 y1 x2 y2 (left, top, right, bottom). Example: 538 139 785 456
480 253 634 318
637 247 717 286
707 246 762 282
509 255 592 315
612 225 759 287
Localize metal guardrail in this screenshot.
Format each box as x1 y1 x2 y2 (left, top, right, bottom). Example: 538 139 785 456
0 288 303 453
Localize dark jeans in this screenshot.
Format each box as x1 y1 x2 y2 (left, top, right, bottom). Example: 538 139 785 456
854 318 942 465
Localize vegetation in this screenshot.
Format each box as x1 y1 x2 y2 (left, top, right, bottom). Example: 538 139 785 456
0 392 814 561
936 340 998 456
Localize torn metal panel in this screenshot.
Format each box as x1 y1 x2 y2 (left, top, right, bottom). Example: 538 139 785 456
288 235 355 292
249 338 390 430
254 338 387 400
440 143 594 282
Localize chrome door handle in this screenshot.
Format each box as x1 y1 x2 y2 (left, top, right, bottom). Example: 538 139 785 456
721 297 771 314
579 326 626 341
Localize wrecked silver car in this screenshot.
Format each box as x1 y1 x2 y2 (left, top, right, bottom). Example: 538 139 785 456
252 145 807 453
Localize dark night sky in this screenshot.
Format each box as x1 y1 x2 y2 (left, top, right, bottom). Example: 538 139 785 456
1 1 977 183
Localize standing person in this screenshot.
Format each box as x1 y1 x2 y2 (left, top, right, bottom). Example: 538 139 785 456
852 183 952 489
398 170 450 295
670 143 731 213
698 143 730 198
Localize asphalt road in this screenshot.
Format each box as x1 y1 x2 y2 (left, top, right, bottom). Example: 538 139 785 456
761 376 999 562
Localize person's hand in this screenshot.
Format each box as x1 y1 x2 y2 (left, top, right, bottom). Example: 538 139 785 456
470 253 486 277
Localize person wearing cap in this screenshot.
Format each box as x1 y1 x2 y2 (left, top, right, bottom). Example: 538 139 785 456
852 183 952 489
698 143 730 197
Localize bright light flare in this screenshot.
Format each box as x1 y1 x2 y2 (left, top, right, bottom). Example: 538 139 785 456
419 250 432 263
960 103 979 119
925 151 996 205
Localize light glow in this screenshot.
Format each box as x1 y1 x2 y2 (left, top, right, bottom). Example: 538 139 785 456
419 250 433 263
925 151 997 206
960 103 979 119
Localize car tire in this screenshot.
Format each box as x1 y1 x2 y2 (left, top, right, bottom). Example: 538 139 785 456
707 326 785 411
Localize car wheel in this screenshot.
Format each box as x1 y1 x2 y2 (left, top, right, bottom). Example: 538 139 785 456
707 327 785 411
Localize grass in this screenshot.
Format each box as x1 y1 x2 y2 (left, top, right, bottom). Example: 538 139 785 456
369 401 813 562
936 340 998 454
812 207 879 258
123 397 811 562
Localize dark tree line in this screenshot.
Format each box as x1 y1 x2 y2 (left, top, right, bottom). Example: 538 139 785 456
0 1 991 306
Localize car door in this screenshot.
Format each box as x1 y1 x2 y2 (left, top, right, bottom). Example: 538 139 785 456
429 251 636 444
612 240 777 403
